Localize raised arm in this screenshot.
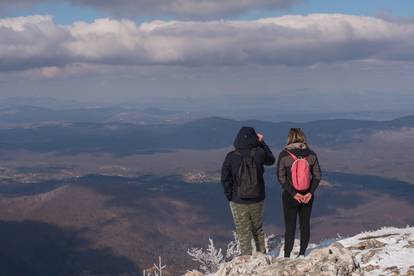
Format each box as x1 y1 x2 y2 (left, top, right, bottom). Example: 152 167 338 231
259 141 276 166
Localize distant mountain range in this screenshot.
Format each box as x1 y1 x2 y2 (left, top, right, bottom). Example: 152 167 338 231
0 104 208 126
0 97 87 109
0 115 413 154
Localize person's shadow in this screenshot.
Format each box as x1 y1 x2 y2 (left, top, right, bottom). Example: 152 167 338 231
0 220 140 276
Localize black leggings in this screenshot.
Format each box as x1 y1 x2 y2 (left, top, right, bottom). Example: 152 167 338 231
282 191 314 257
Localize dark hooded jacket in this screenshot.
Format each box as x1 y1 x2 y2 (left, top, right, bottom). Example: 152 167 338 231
276 142 321 197
221 127 275 204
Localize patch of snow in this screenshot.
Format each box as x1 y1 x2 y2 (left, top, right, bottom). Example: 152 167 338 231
194 226 414 276
338 226 414 275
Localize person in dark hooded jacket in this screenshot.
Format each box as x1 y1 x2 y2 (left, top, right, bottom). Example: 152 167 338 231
221 127 275 255
277 128 321 258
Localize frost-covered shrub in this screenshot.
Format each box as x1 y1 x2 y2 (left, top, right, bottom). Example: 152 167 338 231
226 232 282 259
226 231 241 260
142 256 167 276
187 238 224 273
187 231 281 273
188 232 283 273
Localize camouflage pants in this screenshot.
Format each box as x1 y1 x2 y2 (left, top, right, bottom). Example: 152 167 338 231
230 201 266 255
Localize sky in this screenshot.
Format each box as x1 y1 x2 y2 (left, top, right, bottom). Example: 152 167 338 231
1 0 414 116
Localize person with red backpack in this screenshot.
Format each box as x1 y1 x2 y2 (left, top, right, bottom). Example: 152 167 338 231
276 128 321 258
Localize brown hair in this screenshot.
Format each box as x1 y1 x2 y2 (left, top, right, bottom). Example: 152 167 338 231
287 128 308 146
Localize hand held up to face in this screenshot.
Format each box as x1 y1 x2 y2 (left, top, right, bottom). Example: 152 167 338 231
257 133 264 142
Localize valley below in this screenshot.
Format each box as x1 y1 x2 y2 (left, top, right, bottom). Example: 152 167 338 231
0 112 414 275
0 169 413 275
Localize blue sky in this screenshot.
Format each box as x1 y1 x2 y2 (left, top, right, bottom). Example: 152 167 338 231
8 3 108 24
292 0 414 17
240 0 414 20
7 0 414 24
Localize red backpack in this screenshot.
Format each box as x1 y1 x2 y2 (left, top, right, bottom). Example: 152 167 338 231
286 150 311 191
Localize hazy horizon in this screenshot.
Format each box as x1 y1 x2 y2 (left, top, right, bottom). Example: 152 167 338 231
1 94 414 122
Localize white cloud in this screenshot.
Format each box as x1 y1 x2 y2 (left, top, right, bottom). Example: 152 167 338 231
1 14 414 72
0 15 72 71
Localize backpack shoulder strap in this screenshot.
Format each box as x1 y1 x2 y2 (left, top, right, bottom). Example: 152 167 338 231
285 150 298 161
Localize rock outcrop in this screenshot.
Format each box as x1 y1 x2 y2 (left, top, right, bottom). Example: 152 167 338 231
339 226 414 276
186 226 414 276
215 242 359 276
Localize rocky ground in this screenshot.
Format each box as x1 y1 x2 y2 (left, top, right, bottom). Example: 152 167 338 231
185 226 414 276
339 226 414 276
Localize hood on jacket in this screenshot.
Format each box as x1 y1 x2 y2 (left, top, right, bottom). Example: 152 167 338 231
285 142 311 156
285 142 307 150
233 127 259 150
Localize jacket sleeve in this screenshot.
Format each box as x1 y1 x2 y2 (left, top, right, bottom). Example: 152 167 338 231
276 152 296 196
309 153 322 195
259 141 276 166
221 152 233 201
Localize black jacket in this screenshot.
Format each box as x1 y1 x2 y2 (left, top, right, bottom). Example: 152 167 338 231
221 127 275 204
276 143 321 197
